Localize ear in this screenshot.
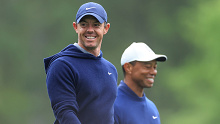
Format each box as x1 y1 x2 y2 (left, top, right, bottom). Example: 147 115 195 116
73 22 78 33
123 63 133 75
103 23 110 35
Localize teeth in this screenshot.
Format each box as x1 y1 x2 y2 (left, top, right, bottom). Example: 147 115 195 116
86 36 95 39
148 78 154 82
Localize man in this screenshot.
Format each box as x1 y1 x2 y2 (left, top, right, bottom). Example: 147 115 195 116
114 42 167 124
44 2 117 124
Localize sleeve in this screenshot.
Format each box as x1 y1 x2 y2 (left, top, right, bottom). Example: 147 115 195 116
46 59 81 124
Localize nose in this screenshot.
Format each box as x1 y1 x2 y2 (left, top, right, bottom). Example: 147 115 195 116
150 68 157 76
87 25 94 33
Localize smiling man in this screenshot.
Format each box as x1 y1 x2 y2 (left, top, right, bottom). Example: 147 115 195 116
44 2 117 124
73 9 110 56
114 42 167 124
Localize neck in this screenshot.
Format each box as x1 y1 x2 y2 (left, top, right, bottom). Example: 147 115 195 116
87 48 100 57
124 78 144 97
76 43 101 57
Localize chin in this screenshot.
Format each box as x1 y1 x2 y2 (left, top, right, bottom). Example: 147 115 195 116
86 42 100 48
85 45 98 50
145 84 153 88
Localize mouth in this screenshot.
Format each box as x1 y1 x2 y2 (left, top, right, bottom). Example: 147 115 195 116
85 36 96 39
147 78 154 83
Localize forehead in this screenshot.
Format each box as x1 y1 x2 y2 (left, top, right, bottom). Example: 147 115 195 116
80 15 99 22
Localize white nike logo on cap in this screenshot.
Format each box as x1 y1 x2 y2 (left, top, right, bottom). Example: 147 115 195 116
86 7 96 10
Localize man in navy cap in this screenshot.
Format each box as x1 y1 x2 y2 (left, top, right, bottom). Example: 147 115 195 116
44 2 117 124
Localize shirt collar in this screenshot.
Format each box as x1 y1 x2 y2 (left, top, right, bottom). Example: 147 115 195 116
74 43 100 57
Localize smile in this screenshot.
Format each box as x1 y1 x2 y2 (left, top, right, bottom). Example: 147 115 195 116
147 78 154 82
86 36 96 39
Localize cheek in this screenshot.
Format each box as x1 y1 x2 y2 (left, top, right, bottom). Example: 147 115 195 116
137 69 151 76
97 29 104 34
77 27 86 33
131 69 142 77
96 27 106 35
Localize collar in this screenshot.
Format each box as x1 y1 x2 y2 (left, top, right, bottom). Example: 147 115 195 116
74 43 101 57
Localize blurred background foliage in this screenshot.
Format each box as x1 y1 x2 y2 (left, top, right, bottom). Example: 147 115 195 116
1 0 219 123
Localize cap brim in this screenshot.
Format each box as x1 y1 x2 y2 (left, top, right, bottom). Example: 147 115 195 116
154 55 167 62
133 54 167 63
76 13 105 23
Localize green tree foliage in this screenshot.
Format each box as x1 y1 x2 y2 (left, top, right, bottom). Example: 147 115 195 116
164 0 220 123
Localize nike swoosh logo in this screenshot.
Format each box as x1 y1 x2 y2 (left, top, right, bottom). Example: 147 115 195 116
152 116 158 119
108 72 112 75
86 7 96 10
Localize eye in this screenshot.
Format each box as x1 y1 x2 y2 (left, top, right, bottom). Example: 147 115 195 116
79 22 87 27
144 65 152 69
94 23 101 27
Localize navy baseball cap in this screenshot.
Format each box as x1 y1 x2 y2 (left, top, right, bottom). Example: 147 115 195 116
76 2 107 24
